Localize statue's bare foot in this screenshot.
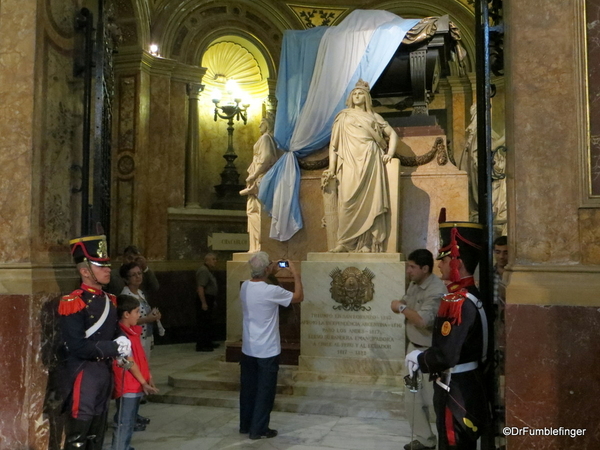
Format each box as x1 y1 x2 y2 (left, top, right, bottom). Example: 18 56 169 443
329 244 348 253
357 245 371 253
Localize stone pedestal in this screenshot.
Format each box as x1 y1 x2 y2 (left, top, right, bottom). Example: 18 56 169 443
299 252 406 385
397 133 469 255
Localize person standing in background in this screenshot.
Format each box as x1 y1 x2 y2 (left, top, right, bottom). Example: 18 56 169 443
195 253 219 352
391 249 446 450
106 246 160 296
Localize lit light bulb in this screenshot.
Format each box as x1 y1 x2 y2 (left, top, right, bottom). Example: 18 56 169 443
149 44 159 55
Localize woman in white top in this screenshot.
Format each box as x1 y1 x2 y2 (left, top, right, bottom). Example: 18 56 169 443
119 262 161 360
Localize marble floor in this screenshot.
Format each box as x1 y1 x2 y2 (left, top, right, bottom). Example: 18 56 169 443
103 343 418 450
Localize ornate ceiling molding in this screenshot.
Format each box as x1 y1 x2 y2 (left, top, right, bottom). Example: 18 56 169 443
286 4 350 29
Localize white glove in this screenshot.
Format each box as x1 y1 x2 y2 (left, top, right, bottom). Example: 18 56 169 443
405 350 422 377
114 336 132 357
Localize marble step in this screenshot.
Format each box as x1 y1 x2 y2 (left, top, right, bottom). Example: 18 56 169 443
168 371 404 400
168 371 405 402
149 386 405 419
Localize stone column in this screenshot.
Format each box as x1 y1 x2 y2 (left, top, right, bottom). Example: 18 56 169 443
265 77 278 117
503 1 600 448
185 83 204 207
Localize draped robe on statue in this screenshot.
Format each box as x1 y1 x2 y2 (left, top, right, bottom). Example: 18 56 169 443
331 108 390 251
242 132 278 253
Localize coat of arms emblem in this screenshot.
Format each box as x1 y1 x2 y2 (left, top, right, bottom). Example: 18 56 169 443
329 266 375 311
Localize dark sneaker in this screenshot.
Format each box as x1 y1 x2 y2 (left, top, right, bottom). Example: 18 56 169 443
133 423 146 432
404 440 436 450
249 428 278 440
239 429 249 434
136 414 151 425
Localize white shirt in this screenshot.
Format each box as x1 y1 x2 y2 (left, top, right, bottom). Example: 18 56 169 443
241 280 293 358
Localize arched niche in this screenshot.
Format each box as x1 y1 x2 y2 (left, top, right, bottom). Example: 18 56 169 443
201 38 271 100
113 0 151 50
153 1 292 74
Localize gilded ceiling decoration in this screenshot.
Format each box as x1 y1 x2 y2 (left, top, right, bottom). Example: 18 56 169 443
458 0 475 12
287 4 349 29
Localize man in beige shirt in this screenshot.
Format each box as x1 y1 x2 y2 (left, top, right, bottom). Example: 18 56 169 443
391 249 446 450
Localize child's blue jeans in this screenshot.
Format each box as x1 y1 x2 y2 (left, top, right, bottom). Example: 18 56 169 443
111 396 141 450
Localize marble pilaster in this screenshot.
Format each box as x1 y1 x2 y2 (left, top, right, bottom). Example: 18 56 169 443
504 1 598 448
185 83 204 208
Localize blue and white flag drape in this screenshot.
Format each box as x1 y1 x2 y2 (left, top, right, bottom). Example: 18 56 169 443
258 10 420 241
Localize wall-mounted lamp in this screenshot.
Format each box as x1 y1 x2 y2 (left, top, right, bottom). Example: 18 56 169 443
149 44 159 56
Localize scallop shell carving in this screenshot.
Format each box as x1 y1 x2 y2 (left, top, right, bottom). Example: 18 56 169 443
202 42 262 84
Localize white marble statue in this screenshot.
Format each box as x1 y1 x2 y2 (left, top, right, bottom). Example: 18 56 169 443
240 116 279 252
460 103 507 235
322 79 398 253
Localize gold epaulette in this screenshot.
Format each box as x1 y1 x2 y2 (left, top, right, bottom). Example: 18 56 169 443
442 291 467 303
58 289 86 316
108 293 117 307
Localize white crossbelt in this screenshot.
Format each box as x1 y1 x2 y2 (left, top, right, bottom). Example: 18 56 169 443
435 293 488 392
85 294 110 338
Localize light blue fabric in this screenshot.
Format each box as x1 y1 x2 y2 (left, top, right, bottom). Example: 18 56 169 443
273 27 328 152
260 10 420 241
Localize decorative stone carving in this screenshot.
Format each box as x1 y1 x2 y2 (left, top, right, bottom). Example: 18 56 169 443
117 154 135 177
329 266 375 311
287 5 348 29
47 0 76 38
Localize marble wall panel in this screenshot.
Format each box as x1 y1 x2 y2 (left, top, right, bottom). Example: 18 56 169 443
113 74 138 255
505 0 582 264
167 210 247 261
117 75 136 151
0 294 31 446
168 80 188 208
0 2 37 263
144 74 173 259
578 208 600 264
586 0 600 195
505 303 600 449
399 135 469 256
40 42 81 249
0 292 63 450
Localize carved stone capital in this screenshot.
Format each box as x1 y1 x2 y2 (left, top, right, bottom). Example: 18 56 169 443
186 83 205 99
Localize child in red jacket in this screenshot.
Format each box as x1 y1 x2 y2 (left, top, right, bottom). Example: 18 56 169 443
111 295 159 450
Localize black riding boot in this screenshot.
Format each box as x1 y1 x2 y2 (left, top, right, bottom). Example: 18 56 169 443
63 417 92 449
86 412 108 450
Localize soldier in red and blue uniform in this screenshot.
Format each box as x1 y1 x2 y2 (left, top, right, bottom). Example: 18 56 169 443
405 222 491 450
57 235 131 450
